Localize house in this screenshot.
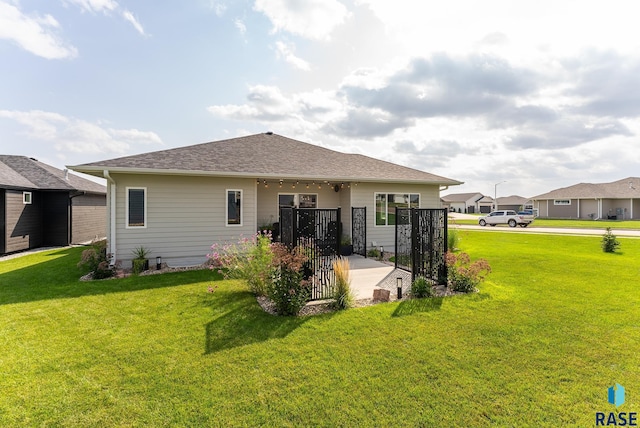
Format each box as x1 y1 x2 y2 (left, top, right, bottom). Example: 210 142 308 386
1 155 107 255
531 177 640 219
69 133 462 267
441 192 493 213
495 195 531 212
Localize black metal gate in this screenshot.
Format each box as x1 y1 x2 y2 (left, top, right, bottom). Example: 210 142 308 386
395 208 448 284
279 207 341 300
351 207 366 256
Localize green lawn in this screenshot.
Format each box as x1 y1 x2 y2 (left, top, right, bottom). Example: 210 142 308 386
1 234 639 426
451 216 640 229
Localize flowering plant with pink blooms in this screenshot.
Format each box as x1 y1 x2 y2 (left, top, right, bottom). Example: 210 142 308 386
445 251 491 293
207 232 275 296
267 242 311 315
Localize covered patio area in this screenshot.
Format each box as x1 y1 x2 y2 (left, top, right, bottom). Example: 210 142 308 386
346 255 411 300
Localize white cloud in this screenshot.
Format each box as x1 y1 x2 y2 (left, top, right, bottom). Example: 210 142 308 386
234 18 246 36
0 109 162 155
275 40 310 70
254 0 350 40
66 0 145 35
207 0 227 16
357 0 640 64
122 9 145 36
0 1 77 59
64 0 118 14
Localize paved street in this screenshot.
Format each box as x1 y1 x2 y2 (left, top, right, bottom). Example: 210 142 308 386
448 212 640 237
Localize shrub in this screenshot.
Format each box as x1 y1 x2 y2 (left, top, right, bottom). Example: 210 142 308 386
445 251 491 293
77 240 116 279
367 248 381 259
601 227 620 253
207 233 275 296
267 243 310 316
332 257 354 310
411 276 434 298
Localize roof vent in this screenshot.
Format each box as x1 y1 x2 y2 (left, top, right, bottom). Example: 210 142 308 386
64 169 69 181
29 157 38 162
265 131 273 135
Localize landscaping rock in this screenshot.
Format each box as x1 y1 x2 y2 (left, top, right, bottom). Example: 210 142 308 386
373 288 390 302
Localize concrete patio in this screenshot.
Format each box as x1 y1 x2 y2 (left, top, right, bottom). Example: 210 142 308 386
346 255 412 300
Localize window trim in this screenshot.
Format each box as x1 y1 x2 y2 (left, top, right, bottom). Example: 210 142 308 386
374 192 420 226
126 187 147 229
554 199 571 206
226 189 243 226
23 191 32 205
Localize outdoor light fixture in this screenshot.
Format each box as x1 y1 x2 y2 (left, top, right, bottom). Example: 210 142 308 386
380 246 384 258
397 277 403 299
156 256 162 270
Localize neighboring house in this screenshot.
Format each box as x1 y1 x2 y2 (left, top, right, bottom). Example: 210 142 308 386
441 192 493 213
1 155 107 255
531 177 640 219
69 133 462 267
496 195 532 212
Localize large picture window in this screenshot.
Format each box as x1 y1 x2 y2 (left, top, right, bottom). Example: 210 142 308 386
127 187 146 228
375 193 419 225
227 190 242 225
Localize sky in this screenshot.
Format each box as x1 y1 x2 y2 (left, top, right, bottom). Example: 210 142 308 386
1 0 639 198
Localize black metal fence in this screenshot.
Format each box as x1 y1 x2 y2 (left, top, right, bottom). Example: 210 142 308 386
279 207 341 300
351 207 367 257
395 208 448 284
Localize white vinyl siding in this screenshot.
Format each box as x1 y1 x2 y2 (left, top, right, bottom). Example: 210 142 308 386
114 174 256 266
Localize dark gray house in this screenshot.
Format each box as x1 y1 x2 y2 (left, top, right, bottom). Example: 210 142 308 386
1 155 107 255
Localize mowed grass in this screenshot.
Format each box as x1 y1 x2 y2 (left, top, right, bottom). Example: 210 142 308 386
1 234 639 426
451 216 640 229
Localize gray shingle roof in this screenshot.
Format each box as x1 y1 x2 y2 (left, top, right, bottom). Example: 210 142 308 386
532 177 640 200
496 195 530 205
70 133 462 185
441 192 483 202
0 155 106 194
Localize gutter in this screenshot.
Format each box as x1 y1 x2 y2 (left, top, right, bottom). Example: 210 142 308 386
69 165 464 186
103 170 117 265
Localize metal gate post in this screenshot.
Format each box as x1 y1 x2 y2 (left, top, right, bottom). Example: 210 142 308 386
410 208 417 283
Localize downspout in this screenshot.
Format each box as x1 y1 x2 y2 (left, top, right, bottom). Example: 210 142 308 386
103 170 117 265
439 186 449 209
